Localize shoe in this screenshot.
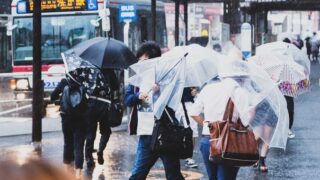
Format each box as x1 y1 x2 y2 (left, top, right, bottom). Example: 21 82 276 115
185 158 198 168
288 130 295 139
259 162 268 173
97 152 104 165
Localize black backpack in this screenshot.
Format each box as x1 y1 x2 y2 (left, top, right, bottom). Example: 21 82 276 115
61 85 87 115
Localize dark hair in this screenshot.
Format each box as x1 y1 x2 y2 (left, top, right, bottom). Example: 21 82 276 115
283 38 291 43
136 41 161 59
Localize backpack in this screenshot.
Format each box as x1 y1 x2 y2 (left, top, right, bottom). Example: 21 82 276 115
61 85 87 115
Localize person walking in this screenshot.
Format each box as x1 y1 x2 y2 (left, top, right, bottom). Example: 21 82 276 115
310 32 320 62
285 95 295 138
190 61 254 180
51 77 87 178
305 37 312 60
176 87 199 168
85 70 114 168
124 41 184 180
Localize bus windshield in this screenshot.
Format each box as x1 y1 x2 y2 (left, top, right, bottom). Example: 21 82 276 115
12 14 100 65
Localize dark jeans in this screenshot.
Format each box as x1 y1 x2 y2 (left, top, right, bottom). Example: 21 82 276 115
200 136 239 180
85 99 112 160
61 114 86 169
129 135 184 180
284 96 294 129
61 114 74 164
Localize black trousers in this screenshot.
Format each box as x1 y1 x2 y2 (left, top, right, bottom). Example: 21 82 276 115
85 99 112 160
284 96 294 129
61 114 86 169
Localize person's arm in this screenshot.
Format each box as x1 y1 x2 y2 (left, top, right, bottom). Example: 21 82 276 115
189 90 205 125
191 115 205 125
123 85 141 107
50 78 68 102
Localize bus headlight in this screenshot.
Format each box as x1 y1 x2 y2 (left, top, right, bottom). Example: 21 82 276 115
10 79 16 89
16 79 29 90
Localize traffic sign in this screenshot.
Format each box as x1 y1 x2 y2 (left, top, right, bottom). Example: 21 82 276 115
119 4 136 23
241 23 252 59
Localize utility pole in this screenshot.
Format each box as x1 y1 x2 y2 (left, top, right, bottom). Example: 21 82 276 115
184 0 188 45
32 0 43 143
151 0 156 41
175 0 180 46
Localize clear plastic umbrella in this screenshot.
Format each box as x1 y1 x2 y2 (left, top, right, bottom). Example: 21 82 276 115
130 44 221 87
129 44 221 119
256 41 310 75
219 60 289 149
248 53 310 97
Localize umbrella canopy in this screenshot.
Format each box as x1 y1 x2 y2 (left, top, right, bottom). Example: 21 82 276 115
130 44 221 87
61 53 109 97
256 41 310 75
129 44 221 118
248 53 309 97
65 37 137 69
218 60 289 149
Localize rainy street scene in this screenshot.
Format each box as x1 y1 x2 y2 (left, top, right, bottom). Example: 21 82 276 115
1 0 320 180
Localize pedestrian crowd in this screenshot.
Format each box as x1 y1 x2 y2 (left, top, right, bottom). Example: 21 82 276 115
2 35 307 180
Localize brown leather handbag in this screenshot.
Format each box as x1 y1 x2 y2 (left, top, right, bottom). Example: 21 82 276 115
208 99 259 167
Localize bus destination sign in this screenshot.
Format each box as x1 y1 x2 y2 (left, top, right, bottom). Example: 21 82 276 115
23 0 98 13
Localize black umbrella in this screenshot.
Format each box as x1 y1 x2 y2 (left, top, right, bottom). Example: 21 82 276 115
67 37 137 69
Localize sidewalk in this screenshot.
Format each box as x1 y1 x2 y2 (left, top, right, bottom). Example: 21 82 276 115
0 61 320 179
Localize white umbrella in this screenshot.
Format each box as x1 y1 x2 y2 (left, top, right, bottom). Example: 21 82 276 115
219 60 289 149
256 41 310 75
249 53 310 97
128 44 221 119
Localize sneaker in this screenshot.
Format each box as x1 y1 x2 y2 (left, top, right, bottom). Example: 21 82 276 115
185 158 198 168
97 152 104 165
288 130 295 139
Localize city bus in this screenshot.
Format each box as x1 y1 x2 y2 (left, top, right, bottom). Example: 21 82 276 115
8 0 167 114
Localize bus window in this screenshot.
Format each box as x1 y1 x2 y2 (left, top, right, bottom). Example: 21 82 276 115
12 14 99 64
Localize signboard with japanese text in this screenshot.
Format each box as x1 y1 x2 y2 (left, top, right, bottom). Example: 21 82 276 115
18 0 98 13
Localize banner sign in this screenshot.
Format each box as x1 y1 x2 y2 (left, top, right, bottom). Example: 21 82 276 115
17 0 98 13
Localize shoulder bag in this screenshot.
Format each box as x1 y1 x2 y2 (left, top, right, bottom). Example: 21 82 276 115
150 103 193 159
208 99 259 166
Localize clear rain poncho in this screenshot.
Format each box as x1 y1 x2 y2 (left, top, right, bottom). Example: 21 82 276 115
219 60 289 149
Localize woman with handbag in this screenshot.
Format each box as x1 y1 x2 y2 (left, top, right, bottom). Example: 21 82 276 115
124 41 184 180
190 60 257 180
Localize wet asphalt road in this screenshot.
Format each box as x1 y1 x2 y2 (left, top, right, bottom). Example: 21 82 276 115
1 61 320 180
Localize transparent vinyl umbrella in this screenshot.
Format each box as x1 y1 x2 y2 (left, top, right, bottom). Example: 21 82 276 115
218 60 289 149
129 44 222 119
248 53 310 97
256 41 310 75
